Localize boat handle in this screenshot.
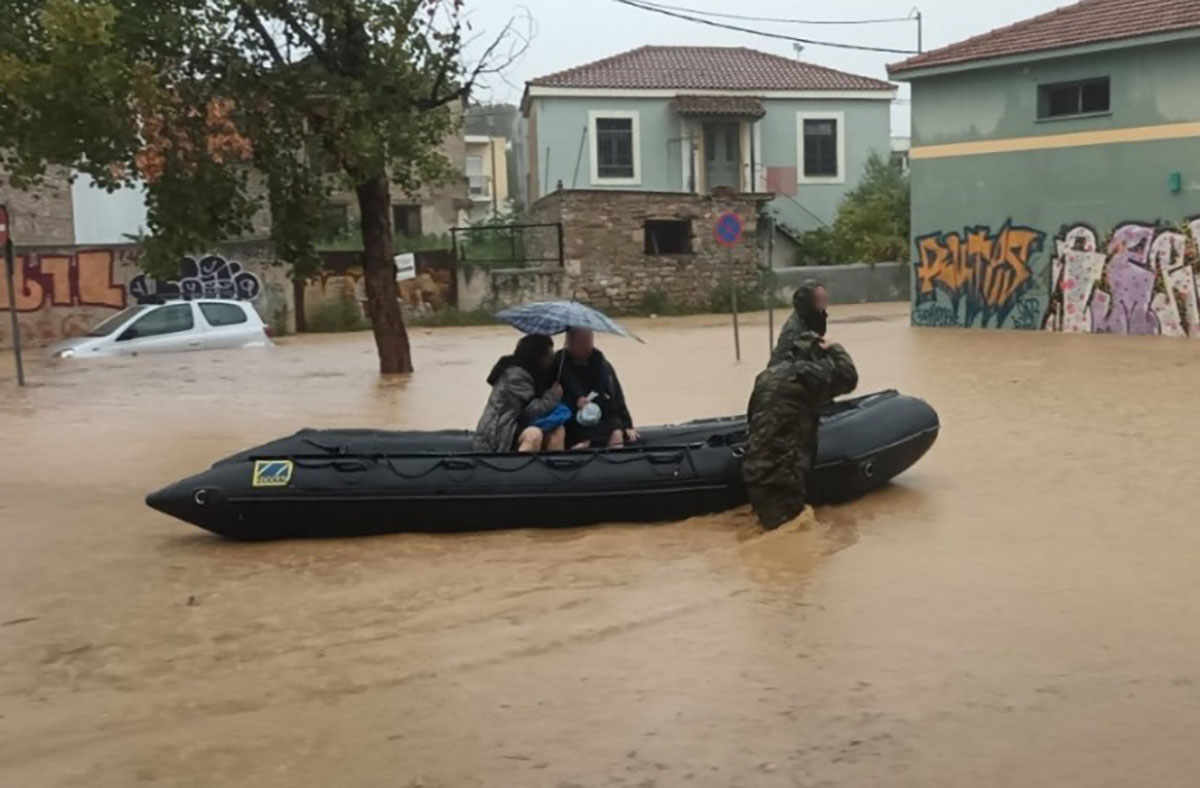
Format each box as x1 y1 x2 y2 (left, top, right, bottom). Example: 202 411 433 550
442 458 476 471
646 451 685 465
544 457 583 470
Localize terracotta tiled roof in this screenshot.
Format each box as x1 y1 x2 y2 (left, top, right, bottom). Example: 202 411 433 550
671 95 766 117
529 46 893 92
890 0 1200 74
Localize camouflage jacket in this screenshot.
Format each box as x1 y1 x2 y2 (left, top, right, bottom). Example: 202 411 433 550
742 338 858 489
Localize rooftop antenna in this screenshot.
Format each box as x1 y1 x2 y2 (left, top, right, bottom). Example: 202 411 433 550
792 43 804 59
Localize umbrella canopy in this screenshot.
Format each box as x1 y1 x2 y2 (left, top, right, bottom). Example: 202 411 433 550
494 300 643 343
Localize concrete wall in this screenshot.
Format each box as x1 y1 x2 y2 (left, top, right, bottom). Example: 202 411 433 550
1 167 75 245
457 265 566 312
0 242 290 348
527 95 891 234
905 39 1200 333
769 262 910 306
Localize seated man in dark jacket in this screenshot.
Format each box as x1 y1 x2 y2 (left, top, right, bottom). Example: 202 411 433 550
743 331 858 529
553 328 638 449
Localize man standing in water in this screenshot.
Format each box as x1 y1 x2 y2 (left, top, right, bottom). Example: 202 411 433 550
772 279 828 362
743 332 858 529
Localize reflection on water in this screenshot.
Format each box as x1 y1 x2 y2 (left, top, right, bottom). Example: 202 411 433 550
3 302 1200 787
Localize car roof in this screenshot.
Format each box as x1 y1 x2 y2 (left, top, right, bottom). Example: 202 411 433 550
140 298 253 308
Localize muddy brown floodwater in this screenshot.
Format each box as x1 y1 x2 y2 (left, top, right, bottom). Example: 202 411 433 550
2 302 1200 787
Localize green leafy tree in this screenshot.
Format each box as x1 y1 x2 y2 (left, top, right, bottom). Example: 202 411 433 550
830 152 910 263
0 0 527 373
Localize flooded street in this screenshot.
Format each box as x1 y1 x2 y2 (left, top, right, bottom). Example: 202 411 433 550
2 302 1200 787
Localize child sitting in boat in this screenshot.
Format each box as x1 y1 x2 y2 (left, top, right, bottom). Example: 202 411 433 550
475 334 566 453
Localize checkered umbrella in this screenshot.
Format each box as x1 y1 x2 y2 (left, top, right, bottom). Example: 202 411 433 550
494 300 643 343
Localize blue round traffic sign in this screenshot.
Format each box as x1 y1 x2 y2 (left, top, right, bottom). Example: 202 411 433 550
714 211 743 247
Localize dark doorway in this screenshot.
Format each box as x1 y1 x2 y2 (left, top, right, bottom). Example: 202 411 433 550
704 121 740 190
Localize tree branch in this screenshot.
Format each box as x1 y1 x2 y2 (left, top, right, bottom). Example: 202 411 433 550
238 3 287 69
277 6 335 72
418 12 530 111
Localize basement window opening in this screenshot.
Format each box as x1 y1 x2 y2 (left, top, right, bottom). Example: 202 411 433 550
644 220 692 255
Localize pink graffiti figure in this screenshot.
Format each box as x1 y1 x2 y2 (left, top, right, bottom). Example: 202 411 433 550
1091 224 1159 335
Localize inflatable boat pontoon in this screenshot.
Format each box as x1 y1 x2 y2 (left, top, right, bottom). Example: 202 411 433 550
146 389 938 540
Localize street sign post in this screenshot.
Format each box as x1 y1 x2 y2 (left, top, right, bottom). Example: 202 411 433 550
0 205 25 387
765 216 776 352
713 211 743 361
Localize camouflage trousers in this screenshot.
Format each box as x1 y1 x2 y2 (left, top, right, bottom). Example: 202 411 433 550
746 482 808 530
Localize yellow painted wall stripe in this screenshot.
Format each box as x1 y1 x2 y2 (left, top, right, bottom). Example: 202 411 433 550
910 121 1200 160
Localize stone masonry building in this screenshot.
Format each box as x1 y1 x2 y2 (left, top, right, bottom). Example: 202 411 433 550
525 187 771 312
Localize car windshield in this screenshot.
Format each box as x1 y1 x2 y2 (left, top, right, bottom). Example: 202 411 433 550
87 306 147 337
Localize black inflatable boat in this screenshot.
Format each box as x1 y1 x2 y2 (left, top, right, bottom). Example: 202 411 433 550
147 390 938 540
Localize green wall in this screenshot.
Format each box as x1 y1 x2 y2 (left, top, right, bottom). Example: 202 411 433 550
528 96 891 232
905 39 1200 333
756 98 891 232
911 38 1200 146
531 97 686 193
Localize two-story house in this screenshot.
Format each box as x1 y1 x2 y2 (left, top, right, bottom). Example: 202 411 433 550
520 46 895 239
889 0 1200 334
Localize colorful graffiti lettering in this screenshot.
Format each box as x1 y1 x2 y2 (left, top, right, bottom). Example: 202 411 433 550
911 304 962 327
1044 218 1200 336
0 249 126 312
128 254 262 302
914 221 1046 328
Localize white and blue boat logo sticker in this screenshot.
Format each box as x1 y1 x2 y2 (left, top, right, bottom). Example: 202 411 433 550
252 460 293 487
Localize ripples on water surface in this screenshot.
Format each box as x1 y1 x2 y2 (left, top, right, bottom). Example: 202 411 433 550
3 303 1200 787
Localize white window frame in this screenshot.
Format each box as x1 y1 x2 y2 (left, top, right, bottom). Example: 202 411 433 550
796 111 846 185
589 110 641 186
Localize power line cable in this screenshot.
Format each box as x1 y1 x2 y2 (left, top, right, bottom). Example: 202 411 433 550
611 0 919 55
629 0 914 25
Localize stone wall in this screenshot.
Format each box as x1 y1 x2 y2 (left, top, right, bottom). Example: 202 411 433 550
0 241 290 349
528 188 771 312
1 167 75 245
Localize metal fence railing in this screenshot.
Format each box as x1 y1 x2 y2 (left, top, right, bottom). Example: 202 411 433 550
450 222 564 268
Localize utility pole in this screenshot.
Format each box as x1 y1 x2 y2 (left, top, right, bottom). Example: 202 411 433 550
1 204 25 386
912 7 923 53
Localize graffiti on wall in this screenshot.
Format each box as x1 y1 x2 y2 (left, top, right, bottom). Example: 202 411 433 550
128 254 262 302
1044 218 1200 336
912 221 1046 329
0 249 127 312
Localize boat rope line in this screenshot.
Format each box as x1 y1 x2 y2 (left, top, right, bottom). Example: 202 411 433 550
249 442 718 483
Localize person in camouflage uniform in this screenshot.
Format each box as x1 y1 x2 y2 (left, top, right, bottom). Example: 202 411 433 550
771 279 828 363
742 331 858 529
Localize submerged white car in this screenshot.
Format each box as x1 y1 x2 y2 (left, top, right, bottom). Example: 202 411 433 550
48 299 273 359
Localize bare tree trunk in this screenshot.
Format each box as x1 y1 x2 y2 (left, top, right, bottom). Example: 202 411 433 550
292 276 308 333
356 174 413 374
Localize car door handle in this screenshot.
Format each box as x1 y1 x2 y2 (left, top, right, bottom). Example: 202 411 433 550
188 341 202 347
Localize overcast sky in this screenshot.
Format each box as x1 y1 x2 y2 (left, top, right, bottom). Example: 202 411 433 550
462 0 1071 135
